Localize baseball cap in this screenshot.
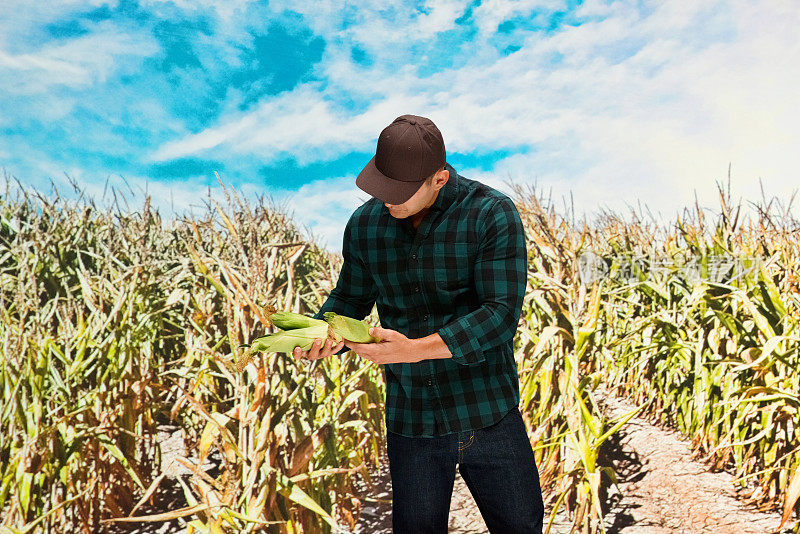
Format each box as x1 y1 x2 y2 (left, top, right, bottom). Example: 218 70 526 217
356 114 446 205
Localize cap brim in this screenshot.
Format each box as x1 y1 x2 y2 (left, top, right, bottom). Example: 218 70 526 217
356 156 424 205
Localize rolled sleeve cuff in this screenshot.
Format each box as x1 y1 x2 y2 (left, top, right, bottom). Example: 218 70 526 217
438 321 486 366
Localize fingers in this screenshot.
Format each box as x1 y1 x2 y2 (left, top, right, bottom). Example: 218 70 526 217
307 338 323 360
322 340 344 358
316 339 340 359
291 339 321 362
310 339 345 361
293 338 347 363
307 339 326 361
308 338 331 361
292 345 307 361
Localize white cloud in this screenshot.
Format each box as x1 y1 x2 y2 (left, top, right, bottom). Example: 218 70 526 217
572 0 617 19
277 175 372 252
0 1 115 22
0 21 158 94
138 0 255 22
150 83 432 163
148 0 800 241
471 0 565 35
339 0 468 55
268 0 468 52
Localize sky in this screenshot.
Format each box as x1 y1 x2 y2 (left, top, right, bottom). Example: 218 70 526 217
1 0 798 253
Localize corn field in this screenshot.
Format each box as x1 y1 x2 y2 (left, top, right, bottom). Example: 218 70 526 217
1 172 799 533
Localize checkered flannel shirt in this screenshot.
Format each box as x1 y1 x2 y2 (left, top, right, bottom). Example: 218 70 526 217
313 162 527 436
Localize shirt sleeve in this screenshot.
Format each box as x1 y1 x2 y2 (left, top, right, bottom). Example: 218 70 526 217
437 197 527 365
313 213 378 355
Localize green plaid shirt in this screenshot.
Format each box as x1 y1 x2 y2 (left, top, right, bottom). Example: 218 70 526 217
313 163 527 436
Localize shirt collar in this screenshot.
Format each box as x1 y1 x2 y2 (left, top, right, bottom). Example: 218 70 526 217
430 162 458 212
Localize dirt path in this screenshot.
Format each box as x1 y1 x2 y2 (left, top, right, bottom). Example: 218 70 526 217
597 393 790 534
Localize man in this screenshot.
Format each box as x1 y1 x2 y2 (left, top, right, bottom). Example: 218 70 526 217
294 114 544 533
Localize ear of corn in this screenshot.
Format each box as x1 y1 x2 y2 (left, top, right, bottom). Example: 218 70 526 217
270 311 328 330
323 312 381 343
251 324 342 354
262 304 328 330
235 324 344 370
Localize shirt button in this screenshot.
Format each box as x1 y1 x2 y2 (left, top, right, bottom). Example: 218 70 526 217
411 253 417 260
422 315 428 321
426 378 433 386
414 285 420 292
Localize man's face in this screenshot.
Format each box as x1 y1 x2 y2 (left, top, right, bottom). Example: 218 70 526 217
384 168 449 219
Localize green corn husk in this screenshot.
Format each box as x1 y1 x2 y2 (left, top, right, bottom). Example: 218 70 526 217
270 311 328 330
234 324 343 371
323 312 381 343
262 304 328 330
252 324 342 353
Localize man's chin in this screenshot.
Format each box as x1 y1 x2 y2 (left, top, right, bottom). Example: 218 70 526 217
386 207 405 218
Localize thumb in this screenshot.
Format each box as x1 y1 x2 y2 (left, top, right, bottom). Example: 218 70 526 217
368 326 389 341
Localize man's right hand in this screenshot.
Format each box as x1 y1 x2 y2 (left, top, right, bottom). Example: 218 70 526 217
293 338 346 362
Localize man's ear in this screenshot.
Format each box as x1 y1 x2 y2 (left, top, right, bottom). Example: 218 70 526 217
436 169 449 189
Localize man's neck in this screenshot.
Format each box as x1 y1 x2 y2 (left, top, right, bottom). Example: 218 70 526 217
409 188 440 229
409 207 429 229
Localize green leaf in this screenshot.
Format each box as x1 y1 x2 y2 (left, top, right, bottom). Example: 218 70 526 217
275 471 339 529
97 433 145 490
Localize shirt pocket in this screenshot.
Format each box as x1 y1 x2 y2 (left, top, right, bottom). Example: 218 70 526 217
431 242 473 290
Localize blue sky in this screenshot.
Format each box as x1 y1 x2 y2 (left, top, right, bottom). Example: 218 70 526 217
1 0 798 252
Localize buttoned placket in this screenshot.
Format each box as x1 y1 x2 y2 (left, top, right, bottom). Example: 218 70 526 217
408 207 450 435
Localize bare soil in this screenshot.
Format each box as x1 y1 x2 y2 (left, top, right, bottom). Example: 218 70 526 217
594 393 792 534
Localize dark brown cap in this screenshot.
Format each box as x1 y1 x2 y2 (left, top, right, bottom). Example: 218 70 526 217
356 114 446 205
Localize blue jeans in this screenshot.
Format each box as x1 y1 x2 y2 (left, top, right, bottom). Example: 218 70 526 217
386 406 544 533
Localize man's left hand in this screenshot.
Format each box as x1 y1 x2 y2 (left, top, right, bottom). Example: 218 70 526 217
344 326 421 364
